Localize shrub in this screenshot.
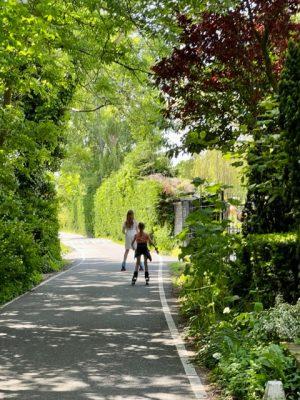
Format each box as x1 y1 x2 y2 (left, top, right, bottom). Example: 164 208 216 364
176 181 241 333
250 296 300 342
0 149 63 303
94 168 175 251
234 232 299 307
216 343 299 400
197 299 300 400
58 172 87 235
0 220 42 304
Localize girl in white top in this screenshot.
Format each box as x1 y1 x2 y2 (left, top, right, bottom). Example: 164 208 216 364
121 210 138 271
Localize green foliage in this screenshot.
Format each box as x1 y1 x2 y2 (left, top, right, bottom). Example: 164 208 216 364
58 108 130 236
176 150 246 201
250 297 300 343
243 41 300 234
0 0 147 301
0 148 63 303
234 232 299 307
57 38 169 235
94 160 174 251
58 175 86 235
242 97 295 234
197 299 300 400
216 343 299 400
0 220 41 304
174 181 299 399
279 40 300 227
176 181 240 331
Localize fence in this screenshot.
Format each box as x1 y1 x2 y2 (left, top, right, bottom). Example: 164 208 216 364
173 194 243 236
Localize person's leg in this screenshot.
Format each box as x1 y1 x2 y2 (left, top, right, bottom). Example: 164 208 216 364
132 256 140 284
144 258 149 284
123 249 129 263
144 257 148 272
121 249 129 270
135 255 141 272
139 256 144 271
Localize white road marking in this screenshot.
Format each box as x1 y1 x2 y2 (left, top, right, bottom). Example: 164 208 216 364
1 234 208 400
158 256 208 400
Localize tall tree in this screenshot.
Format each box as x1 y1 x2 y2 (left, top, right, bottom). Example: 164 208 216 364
0 0 167 300
177 151 245 200
279 40 300 227
242 41 300 234
152 0 299 153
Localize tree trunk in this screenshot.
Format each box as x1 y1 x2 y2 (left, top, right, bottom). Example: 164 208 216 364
3 86 12 107
0 86 12 147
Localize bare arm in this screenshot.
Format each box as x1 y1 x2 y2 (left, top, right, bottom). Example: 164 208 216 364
148 235 159 253
148 236 154 246
131 234 137 247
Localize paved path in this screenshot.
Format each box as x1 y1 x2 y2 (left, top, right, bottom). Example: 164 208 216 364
0 233 207 400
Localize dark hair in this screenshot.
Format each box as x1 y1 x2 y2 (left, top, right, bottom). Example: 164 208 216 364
138 222 145 231
125 210 134 228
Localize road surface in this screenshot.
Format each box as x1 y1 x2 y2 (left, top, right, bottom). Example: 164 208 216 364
0 233 208 400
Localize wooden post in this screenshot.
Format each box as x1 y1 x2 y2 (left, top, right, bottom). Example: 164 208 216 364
263 381 286 400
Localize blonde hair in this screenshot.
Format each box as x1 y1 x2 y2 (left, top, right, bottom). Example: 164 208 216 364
125 210 134 228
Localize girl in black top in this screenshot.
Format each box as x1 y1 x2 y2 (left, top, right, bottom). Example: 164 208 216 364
131 222 158 285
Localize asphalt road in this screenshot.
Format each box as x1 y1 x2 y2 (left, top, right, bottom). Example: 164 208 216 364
0 233 207 400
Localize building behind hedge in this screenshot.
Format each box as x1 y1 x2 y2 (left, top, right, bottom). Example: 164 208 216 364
94 172 195 252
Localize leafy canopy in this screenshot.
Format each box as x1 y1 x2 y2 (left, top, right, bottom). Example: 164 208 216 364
152 0 300 153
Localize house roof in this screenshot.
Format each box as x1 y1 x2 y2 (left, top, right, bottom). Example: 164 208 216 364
146 173 196 196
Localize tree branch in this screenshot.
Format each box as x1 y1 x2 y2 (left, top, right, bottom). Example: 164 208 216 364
113 60 153 75
261 26 277 92
244 0 277 92
70 102 111 113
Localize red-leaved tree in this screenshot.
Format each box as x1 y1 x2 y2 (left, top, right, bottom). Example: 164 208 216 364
152 0 299 152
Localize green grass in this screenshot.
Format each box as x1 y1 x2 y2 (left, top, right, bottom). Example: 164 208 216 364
60 242 72 256
169 261 185 277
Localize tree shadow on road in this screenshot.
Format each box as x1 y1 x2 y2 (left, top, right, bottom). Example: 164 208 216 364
0 260 195 400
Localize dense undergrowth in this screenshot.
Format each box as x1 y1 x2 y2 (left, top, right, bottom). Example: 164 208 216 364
172 182 300 400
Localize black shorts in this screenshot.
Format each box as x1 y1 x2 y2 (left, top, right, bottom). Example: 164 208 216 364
135 243 152 261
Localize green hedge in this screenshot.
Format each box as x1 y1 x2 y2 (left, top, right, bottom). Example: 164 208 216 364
94 170 174 252
0 220 41 304
0 157 62 304
58 171 87 235
59 195 86 235
233 232 299 307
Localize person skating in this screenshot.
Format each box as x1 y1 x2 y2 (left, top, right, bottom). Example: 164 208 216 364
121 210 138 271
131 222 159 285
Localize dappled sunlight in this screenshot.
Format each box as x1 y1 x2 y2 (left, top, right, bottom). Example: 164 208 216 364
0 238 194 399
0 369 89 392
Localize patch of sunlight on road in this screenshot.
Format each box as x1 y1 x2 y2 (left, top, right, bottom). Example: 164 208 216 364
0 370 89 392
143 354 160 360
58 305 126 312
59 281 125 288
150 337 176 346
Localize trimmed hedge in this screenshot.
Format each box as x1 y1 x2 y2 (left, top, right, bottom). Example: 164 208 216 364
233 232 299 307
94 169 174 252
